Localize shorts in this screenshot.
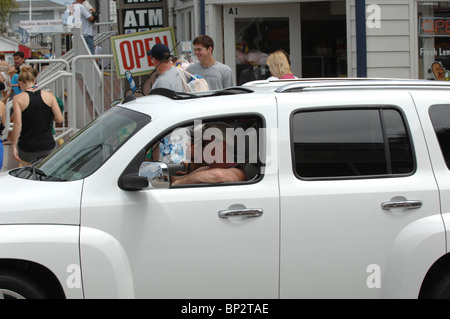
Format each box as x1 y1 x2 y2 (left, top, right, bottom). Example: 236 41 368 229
18 145 54 163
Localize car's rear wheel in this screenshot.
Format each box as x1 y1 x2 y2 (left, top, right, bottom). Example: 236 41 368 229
420 270 450 299
0 270 48 299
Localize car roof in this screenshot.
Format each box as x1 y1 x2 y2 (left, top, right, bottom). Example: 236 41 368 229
243 77 450 92
117 78 450 118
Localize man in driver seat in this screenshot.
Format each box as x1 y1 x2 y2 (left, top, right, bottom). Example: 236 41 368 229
171 121 248 185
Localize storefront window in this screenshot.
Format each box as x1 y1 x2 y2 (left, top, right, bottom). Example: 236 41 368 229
235 18 290 85
301 2 347 78
418 1 450 80
231 1 346 84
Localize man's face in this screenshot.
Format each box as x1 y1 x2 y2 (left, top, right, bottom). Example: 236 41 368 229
14 55 24 67
193 44 212 62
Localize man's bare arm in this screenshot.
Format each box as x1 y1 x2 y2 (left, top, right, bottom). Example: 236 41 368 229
172 167 245 185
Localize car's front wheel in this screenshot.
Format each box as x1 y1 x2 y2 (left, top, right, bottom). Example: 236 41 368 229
0 270 48 299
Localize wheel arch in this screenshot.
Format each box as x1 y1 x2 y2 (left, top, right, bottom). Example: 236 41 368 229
0 259 65 299
0 225 83 299
419 252 450 298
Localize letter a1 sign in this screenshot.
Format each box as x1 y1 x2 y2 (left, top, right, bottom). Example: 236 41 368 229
111 27 176 78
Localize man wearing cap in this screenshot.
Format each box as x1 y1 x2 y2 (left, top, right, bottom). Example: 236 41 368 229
148 43 187 92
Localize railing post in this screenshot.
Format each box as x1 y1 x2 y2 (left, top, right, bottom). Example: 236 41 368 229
71 54 114 130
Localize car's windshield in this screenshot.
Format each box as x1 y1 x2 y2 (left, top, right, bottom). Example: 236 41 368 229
20 107 150 181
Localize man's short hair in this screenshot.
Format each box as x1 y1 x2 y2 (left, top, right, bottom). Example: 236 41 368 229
193 35 214 52
13 51 24 58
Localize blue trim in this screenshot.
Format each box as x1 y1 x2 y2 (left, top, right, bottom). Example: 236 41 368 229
0 142 3 170
200 0 206 35
355 0 367 77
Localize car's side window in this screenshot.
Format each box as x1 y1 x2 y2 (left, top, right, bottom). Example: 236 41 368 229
147 116 264 186
291 107 415 179
429 105 450 169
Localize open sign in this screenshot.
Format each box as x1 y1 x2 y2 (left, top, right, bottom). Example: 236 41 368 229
419 17 450 37
111 27 176 78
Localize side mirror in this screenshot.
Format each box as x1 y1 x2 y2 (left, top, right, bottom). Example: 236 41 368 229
118 173 149 191
138 162 170 189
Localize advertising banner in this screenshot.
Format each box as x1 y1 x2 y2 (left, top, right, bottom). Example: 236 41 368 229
111 27 176 78
20 20 64 33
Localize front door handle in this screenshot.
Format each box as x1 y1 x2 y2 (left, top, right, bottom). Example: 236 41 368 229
381 200 423 210
218 208 263 218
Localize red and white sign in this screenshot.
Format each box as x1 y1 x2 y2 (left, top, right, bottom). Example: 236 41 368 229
111 27 176 78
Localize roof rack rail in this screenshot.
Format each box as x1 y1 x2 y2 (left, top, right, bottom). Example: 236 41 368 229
274 78 450 93
148 86 254 99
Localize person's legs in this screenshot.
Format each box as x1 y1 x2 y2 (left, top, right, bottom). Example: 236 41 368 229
83 35 95 54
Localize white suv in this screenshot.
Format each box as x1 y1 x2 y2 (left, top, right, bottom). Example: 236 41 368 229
1 78 450 299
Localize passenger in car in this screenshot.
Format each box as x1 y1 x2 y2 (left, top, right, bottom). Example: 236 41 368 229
171 122 247 185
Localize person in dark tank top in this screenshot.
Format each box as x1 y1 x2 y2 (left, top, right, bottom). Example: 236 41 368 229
11 66 63 166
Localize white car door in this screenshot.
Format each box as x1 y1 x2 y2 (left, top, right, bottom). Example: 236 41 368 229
412 90 450 255
277 89 444 298
79 109 280 298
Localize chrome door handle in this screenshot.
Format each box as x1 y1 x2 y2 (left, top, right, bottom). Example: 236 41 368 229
218 208 263 218
381 200 423 210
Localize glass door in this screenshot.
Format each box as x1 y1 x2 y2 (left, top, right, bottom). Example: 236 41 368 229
300 2 347 78
224 4 301 85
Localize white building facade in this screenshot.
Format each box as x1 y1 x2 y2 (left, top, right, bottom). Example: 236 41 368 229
166 0 450 83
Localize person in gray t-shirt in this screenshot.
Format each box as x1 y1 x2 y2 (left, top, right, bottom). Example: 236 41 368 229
152 67 185 92
148 43 188 92
186 35 234 90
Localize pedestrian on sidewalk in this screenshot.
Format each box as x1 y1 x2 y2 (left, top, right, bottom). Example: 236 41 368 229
11 66 63 166
0 101 5 169
74 0 95 54
148 43 187 92
266 50 297 80
186 35 234 90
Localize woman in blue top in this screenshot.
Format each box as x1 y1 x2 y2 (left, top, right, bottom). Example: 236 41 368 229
9 65 21 99
1 65 21 104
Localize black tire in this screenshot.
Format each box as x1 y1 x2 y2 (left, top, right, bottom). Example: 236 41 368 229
421 270 450 299
0 270 48 299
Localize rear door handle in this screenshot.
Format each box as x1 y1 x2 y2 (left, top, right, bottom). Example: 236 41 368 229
381 200 423 210
218 208 263 218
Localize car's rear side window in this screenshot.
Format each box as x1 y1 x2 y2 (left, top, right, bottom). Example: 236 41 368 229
292 107 415 179
429 105 450 169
